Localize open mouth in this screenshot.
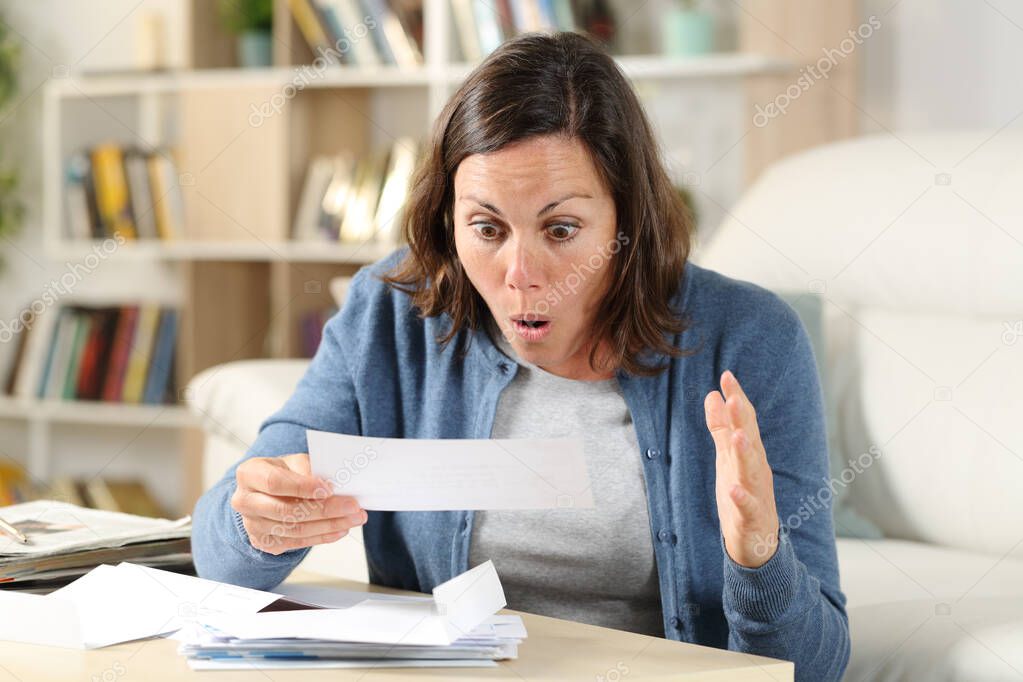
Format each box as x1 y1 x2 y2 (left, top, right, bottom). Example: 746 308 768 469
510 316 552 340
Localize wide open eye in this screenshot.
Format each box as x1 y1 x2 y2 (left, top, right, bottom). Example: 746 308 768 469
471 222 502 241
546 223 580 242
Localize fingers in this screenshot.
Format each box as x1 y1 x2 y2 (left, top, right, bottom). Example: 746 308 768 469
730 425 760 472
720 370 763 447
703 389 731 454
233 455 368 555
232 489 361 523
728 482 759 519
281 452 313 477
246 510 367 541
706 373 767 483
239 504 368 555
236 456 328 499
247 526 350 556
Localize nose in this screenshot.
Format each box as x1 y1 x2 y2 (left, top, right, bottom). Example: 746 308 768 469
504 237 544 292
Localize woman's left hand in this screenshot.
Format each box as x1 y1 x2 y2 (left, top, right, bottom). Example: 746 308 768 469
704 370 781 568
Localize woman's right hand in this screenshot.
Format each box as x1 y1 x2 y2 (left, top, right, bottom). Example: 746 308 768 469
230 453 367 555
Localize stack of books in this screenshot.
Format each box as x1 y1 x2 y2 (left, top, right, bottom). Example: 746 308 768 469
2 304 179 405
292 137 418 244
288 0 424 67
64 143 184 241
0 500 192 593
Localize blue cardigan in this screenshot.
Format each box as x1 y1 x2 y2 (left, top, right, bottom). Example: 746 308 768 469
192 249 850 681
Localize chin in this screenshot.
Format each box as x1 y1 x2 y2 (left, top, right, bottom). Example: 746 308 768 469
510 341 560 366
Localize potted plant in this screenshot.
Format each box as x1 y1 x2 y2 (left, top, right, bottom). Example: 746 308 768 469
218 0 274 68
662 0 715 56
0 15 23 269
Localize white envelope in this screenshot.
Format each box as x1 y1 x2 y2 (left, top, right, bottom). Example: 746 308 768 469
308 430 595 510
198 560 507 647
0 563 281 649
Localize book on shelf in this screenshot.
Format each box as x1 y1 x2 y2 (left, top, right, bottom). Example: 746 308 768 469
0 466 167 520
340 147 389 242
39 477 168 520
90 143 138 241
120 305 162 404
292 137 418 245
0 304 179 406
298 306 340 358
0 462 35 507
451 0 578 61
83 479 168 519
374 140 418 243
64 144 184 242
289 0 424 68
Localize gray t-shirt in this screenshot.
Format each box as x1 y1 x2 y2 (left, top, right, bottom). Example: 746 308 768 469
468 332 664 637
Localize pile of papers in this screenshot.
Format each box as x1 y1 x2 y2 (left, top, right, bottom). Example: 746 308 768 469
178 616 525 671
176 560 524 670
0 561 281 649
0 500 191 591
0 559 524 670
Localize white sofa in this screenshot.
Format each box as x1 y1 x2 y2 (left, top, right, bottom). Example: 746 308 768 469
188 132 1023 681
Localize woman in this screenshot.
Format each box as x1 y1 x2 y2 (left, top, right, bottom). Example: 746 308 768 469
192 32 849 681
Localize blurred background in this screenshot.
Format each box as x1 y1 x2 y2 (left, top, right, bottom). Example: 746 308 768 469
0 3 1020 678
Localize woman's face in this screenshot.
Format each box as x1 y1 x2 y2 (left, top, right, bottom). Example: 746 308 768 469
453 135 619 380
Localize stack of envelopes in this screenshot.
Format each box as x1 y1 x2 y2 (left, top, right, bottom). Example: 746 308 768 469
176 560 525 670
0 558 524 671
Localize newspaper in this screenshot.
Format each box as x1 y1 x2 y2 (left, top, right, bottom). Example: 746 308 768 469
0 500 191 560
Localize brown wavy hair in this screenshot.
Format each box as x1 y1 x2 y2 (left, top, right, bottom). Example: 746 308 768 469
384 31 694 376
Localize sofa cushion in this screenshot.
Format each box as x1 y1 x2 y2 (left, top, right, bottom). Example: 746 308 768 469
837 538 1023 681
186 359 310 448
693 131 1023 316
775 292 881 539
844 307 1023 556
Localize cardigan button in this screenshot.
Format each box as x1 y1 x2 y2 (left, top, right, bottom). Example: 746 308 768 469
657 529 670 543
645 448 659 460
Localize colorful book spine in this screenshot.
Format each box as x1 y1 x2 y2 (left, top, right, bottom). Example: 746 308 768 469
146 153 184 240
120 305 161 404
102 306 139 402
90 143 137 240
288 0 338 60
75 308 118 401
61 313 93 400
143 309 178 405
40 308 77 399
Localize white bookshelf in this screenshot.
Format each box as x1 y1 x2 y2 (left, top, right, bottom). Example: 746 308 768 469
45 239 401 264
41 52 793 262
0 397 196 493
46 53 793 100
21 0 798 517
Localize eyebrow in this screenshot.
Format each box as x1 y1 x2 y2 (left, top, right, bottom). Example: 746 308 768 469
461 193 592 218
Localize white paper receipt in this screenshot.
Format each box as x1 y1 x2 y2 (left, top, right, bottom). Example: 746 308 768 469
307 430 595 511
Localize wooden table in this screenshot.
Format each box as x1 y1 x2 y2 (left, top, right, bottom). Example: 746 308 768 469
0 570 793 681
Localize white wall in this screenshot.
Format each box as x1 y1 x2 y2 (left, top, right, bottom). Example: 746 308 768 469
860 0 1023 131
